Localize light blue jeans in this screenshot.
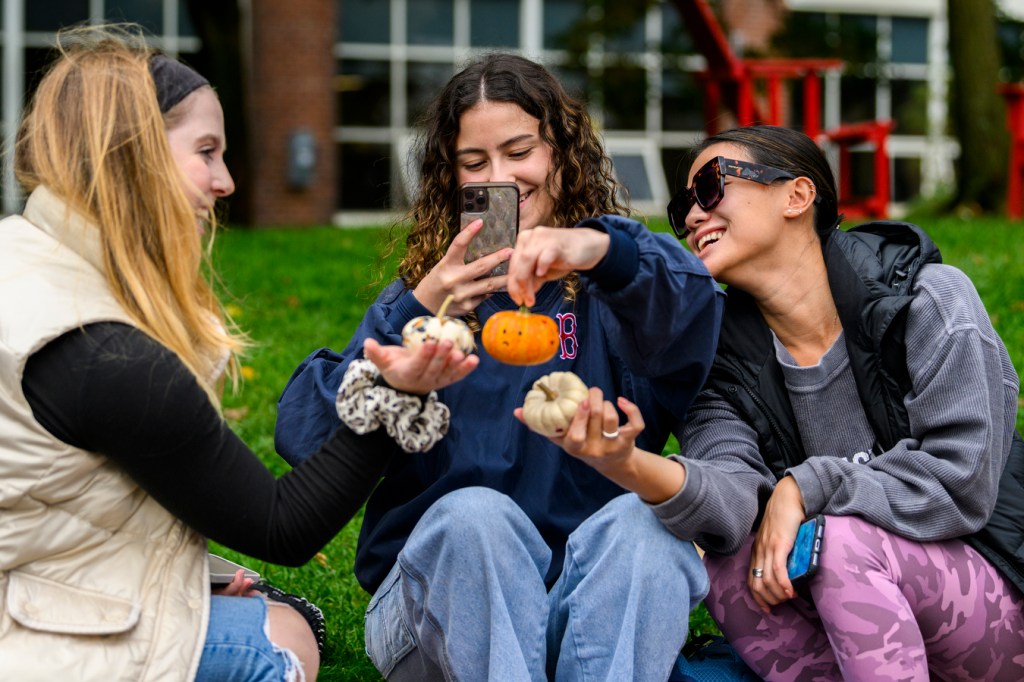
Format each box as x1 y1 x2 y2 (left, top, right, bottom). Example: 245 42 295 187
364 487 708 681
196 595 301 681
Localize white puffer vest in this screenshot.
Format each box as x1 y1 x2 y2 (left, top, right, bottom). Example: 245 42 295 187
0 187 210 680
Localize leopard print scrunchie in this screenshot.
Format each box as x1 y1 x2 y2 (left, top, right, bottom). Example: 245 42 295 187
335 359 450 453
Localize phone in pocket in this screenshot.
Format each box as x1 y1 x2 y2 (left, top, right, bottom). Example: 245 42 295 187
786 515 825 584
459 182 519 277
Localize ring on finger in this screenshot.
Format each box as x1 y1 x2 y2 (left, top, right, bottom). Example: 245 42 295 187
601 429 619 439
751 567 764 578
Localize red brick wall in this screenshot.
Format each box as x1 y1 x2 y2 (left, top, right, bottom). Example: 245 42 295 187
248 0 336 227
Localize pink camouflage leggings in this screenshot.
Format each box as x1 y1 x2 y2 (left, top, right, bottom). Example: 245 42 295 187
704 515 1024 681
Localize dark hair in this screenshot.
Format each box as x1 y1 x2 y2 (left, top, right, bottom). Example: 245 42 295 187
395 53 626 290
692 125 841 236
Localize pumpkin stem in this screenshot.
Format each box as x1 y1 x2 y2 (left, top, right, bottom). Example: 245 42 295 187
518 304 531 315
438 294 455 318
537 381 557 401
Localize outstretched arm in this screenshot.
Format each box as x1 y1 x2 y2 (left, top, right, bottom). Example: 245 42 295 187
23 323 477 565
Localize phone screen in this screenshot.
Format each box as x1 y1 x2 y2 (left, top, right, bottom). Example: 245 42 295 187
459 182 519 277
786 515 825 583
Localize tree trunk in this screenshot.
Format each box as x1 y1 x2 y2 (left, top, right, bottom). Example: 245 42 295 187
182 0 252 225
947 0 1008 213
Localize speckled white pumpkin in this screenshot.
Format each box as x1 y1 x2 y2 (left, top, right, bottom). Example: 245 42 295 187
401 294 475 354
521 371 589 437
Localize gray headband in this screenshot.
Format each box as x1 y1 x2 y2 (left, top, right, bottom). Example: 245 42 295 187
149 53 209 113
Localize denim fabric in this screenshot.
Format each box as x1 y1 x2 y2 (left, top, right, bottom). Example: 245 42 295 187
196 595 301 682
364 563 419 678
364 487 708 681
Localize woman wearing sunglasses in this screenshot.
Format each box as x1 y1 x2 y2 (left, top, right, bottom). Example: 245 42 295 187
657 124 1024 680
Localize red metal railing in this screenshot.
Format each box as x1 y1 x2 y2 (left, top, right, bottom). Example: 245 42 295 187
673 0 891 218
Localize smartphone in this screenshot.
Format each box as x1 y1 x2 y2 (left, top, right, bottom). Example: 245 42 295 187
209 553 261 585
786 515 825 584
459 182 519 277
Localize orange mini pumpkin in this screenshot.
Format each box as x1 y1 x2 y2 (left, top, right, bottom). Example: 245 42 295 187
481 305 560 365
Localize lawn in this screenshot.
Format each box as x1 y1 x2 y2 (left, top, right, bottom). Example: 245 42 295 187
210 214 1024 681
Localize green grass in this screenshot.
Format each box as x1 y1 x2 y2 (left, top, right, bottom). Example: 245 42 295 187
209 215 1024 681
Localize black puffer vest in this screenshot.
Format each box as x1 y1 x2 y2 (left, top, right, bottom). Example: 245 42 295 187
704 221 1024 595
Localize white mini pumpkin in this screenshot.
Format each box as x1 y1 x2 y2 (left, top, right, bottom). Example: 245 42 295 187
401 294 474 354
521 371 589 437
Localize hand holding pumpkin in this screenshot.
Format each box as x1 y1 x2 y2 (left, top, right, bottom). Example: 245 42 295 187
364 337 478 395
515 374 685 503
506 226 611 307
516 382 644 472
518 371 589 437
555 387 644 472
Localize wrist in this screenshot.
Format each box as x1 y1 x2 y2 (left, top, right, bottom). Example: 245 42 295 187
778 475 806 515
336 359 449 452
595 449 684 504
574 218 638 290
373 372 428 400
590 446 638 481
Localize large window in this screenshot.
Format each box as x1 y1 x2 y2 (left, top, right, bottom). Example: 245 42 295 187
338 59 390 128
334 1 690 215
332 2 943 217
771 9 939 208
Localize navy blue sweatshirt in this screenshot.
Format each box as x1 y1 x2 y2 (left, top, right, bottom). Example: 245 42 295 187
274 215 725 592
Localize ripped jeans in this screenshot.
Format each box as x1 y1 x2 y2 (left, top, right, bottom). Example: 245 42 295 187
196 595 304 682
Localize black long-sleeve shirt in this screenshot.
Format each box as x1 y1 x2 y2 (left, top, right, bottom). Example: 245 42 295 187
22 322 395 565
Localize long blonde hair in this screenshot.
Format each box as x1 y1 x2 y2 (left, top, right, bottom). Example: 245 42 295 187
14 25 246 401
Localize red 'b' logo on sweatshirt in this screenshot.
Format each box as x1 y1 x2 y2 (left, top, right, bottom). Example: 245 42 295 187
557 312 577 360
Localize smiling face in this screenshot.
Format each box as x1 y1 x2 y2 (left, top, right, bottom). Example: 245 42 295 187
455 100 557 231
681 143 796 287
165 86 234 225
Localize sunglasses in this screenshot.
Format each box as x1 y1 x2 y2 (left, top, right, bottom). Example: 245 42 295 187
667 156 798 239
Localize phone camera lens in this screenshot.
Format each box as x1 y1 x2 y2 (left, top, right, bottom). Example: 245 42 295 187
464 202 474 211
475 196 486 206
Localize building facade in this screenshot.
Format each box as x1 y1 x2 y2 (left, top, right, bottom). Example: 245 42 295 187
3 1 1024 225
333 0 955 222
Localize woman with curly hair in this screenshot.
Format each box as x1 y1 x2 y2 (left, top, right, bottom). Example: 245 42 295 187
274 54 723 680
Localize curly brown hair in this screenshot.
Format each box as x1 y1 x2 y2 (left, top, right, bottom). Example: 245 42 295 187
384 53 629 296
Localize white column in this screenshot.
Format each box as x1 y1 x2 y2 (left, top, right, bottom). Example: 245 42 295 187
3 0 24 215
521 0 542 59
924 6 953 193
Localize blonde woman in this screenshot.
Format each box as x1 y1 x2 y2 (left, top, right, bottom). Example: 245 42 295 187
0 25 476 681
